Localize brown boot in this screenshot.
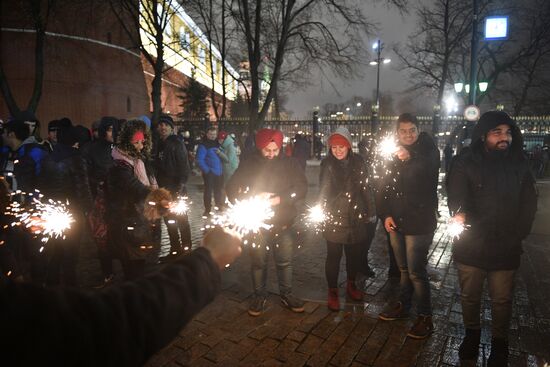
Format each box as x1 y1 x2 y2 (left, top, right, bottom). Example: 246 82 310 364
346 280 363 301
327 288 340 311
378 301 409 321
407 315 434 339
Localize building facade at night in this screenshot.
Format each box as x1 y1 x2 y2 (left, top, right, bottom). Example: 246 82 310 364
0 1 238 134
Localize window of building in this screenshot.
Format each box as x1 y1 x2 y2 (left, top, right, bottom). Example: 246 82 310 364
179 26 190 51
198 47 206 65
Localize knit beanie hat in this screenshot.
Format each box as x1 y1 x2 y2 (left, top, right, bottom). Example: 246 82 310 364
327 127 352 148
255 128 284 150
158 114 174 129
328 134 351 148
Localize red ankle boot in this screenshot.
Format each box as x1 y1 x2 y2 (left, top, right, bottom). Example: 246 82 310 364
346 280 363 301
327 288 340 311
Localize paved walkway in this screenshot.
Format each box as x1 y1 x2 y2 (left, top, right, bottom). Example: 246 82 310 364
80 164 550 366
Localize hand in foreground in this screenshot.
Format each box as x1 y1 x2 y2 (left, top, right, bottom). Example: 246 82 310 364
452 212 466 224
202 227 242 269
394 146 411 161
258 192 280 206
384 216 398 233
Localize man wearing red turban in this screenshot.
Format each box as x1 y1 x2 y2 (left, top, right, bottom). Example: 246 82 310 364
226 128 308 317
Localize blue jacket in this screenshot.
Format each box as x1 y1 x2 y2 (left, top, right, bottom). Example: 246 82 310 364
196 139 222 176
0 137 49 193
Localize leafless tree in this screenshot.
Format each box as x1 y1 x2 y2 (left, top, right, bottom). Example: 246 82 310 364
0 0 55 119
394 0 472 115
110 0 189 124
230 0 410 132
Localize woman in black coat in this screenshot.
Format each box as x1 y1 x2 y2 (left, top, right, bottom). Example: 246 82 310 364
319 127 376 311
106 120 169 280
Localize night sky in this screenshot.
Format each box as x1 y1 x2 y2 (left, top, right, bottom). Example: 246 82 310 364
286 2 417 117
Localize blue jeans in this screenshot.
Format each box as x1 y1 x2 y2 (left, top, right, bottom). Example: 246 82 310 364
389 231 433 315
250 226 295 297
456 262 515 339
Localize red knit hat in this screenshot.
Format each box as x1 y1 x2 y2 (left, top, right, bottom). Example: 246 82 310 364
255 128 284 150
218 131 228 141
328 134 351 148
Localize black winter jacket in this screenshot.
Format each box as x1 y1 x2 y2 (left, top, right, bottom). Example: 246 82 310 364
38 144 93 213
319 152 376 244
0 247 220 367
106 159 153 260
82 139 113 197
226 151 307 228
379 132 440 235
154 135 190 194
447 148 537 270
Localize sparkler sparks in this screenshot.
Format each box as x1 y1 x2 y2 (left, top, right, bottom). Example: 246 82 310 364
447 219 468 240
377 135 399 159
210 195 274 236
8 198 74 242
303 204 330 232
169 196 190 216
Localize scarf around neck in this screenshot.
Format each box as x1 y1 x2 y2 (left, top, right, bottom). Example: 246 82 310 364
112 147 158 189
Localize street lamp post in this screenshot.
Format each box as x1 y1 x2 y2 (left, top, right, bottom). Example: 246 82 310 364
468 0 480 106
370 40 391 134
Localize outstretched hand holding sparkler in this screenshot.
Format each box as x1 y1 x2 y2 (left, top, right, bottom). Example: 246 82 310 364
210 194 274 237
303 203 330 232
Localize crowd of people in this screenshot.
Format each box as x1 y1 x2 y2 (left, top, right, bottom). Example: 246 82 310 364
0 110 538 366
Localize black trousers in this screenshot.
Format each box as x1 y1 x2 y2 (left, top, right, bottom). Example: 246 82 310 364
325 241 362 288
164 213 192 251
202 172 224 212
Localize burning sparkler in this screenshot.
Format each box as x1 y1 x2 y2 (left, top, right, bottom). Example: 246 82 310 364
9 198 74 242
210 195 274 236
303 204 330 232
446 218 468 240
169 196 190 216
377 134 399 159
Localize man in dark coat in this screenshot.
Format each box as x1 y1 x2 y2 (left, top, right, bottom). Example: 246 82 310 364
81 116 119 286
226 128 308 317
0 227 242 367
38 125 93 286
153 114 192 260
446 111 537 366
378 113 440 339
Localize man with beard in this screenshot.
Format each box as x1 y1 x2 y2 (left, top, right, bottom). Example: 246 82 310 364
447 111 537 366
226 128 307 316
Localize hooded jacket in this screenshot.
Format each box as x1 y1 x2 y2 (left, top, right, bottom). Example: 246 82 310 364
379 131 440 235
218 135 239 181
319 128 376 244
446 111 537 270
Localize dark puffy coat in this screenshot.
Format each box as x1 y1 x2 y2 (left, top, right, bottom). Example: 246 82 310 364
154 135 190 194
39 144 93 213
81 138 113 197
226 151 307 228
319 152 376 244
105 160 153 260
196 139 222 176
0 247 220 367
379 132 440 235
447 117 537 270
0 138 49 194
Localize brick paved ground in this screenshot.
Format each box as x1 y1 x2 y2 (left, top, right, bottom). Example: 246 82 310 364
78 163 550 366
